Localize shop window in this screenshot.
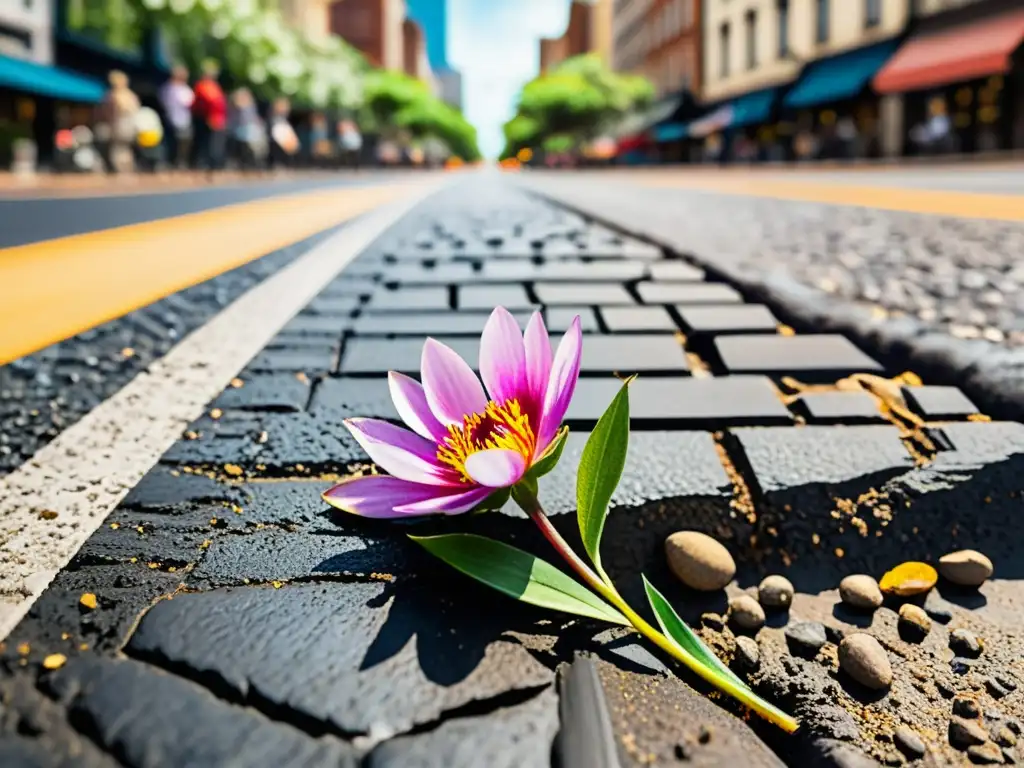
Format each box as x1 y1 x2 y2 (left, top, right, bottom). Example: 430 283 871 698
745 10 757 70
777 0 789 58
815 0 829 44
720 22 730 78
865 0 881 28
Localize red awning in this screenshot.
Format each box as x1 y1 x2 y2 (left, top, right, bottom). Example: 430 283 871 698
874 8 1024 94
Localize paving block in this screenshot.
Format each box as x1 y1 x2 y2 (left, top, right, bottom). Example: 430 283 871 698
600 306 679 333
277 314 348 338
676 304 779 337
366 287 451 312
387 263 476 285
211 373 311 412
545 307 600 333
792 391 886 424
458 284 536 311
565 376 792 427
648 261 706 282
580 335 688 375
309 376 398 421
302 294 362 317
341 338 478 374
244 346 338 375
353 311 530 337
902 385 980 420
534 283 635 306
482 260 646 283
637 282 743 304
714 334 883 381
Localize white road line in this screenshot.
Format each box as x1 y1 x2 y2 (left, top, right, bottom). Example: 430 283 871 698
0 178 443 641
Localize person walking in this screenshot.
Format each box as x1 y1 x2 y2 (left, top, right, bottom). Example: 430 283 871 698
100 70 140 174
192 60 228 175
159 65 194 170
267 97 299 172
337 118 362 170
228 88 266 171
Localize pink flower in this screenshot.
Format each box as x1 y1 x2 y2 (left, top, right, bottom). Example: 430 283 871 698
323 307 583 518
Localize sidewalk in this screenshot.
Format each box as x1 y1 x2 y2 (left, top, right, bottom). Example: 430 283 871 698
1 178 1023 767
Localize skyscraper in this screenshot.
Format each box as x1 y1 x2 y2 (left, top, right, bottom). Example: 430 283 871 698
404 0 449 71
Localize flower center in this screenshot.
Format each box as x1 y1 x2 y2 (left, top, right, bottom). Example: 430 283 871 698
436 398 536 483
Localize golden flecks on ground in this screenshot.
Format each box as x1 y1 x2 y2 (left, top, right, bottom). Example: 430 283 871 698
230 377 244 388
17 642 30 656
271 580 283 589
835 547 845 558
121 346 135 358
370 572 395 582
674 332 713 379
199 539 212 550
147 562 160 570
223 464 244 477
711 433 757 524
209 408 223 420
184 430 200 440
257 431 269 444
777 324 795 336
61 632 70 640
880 562 938 596
79 643 89 651
295 372 310 384
79 593 97 610
38 509 58 520
42 653 67 670
967 413 992 422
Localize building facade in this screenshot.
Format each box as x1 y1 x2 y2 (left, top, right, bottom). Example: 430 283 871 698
279 0 333 40
405 0 449 71
436 67 463 109
402 17 434 83
0 0 53 65
329 0 405 71
539 0 614 73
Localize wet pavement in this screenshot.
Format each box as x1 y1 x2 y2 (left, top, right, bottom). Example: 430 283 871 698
1 174 1022 767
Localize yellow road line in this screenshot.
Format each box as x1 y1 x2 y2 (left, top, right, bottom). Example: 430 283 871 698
0 183 412 364
636 176 1024 222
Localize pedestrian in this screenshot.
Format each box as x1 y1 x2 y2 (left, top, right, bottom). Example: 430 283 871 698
228 87 266 171
267 97 299 171
337 118 362 169
308 113 330 168
192 60 228 175
100 70 140 174
159 64 194 170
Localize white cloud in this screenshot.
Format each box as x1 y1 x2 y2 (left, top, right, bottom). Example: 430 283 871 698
448 0 570 158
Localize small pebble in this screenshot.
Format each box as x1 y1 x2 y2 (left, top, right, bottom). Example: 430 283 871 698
949 717 989 748
880 562 938 596
954 697 982 719
839 633 893 690
950 629 983 658
1003 747 1016 764
939 550 993 587
729 594 765 632
894 726 926 759
701 612 725 632
785 621 828 659
665 531 736 591
967 742 1004 764
951 657 976 676
840 574 884 610
988 678 1012 700
899 603 932 640
734 636 760 670
996 727 1018 748
758 575 794 609
995 673 1019 692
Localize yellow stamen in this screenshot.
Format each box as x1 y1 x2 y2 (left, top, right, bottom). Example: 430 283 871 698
437 398 536 482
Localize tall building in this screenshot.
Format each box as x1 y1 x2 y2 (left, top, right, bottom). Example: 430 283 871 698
539 0 601 73
402 18 433 83
0 0 53 65
330 0 406 71
611 0 701 97
279 0 333 40
436 68 463 110
404 0 449 70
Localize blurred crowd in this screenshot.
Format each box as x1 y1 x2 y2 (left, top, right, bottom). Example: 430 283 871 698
55 60 364 176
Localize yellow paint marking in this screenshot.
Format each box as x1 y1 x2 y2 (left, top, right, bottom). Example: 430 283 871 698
636 175 1024 223
0 184 409 364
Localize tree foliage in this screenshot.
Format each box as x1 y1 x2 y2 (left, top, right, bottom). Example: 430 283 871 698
501 54 655 160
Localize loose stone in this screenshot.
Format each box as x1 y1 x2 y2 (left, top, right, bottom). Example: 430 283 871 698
988 677 1012 700
950 629 983 658
665 531 736 591
949 718 989 749
967 742 1004 764
996 727 1018 748
952 657 976 676
758 574 794 610
880 562 938 596
954 697 982 719
894 727 926 759
898 603 932 640
729 594 765 632
785 621 828 658
840 574 884 610
734 636 760 670
939 550 994 588
839 633 893 690
701 612 725 632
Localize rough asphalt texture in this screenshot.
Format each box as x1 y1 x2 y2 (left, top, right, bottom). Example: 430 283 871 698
524 174 1024 420
1 177 1023 767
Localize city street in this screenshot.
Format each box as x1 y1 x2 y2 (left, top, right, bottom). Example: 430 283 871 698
1 166 1023 767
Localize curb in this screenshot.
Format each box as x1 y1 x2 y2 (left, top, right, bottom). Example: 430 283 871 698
523 185 1024 423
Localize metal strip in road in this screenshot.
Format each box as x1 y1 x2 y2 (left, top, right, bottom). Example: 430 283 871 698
0 180 422 365
0 178 443 641
630 175 1024 223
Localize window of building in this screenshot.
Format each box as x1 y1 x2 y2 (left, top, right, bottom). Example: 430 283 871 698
745 10 757 69
865 0 881 27
816 0 830 43
777 0 789 58
719 22 730 78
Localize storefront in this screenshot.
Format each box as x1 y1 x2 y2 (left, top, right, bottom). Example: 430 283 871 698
686 88 780 164
611 94 687 165
873 4 1024 155
781 39 899 161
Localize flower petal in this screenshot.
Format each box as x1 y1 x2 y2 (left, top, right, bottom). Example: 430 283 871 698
421 338 488 426
394 484 494 516
537 316 583 453
344 418 459 486
480 307 527 406
464 448 528 488
388 371 447 442
322 475 452 518
523 311 552 409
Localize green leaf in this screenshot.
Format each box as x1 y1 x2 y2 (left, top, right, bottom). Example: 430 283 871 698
642 575 749 689
411 534 629 626
526 426 569 481
471 487 511 514
576 378 632 570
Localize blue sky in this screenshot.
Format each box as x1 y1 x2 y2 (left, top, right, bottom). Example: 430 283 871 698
448 0 571 158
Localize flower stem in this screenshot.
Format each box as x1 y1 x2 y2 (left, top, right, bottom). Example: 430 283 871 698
521 497 798 734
